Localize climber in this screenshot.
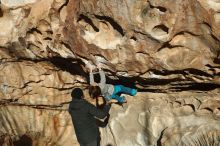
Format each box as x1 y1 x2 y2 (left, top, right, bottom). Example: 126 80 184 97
68 88 112 146
89 65 137 103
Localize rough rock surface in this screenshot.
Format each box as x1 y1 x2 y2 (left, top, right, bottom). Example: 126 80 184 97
0 0 220 146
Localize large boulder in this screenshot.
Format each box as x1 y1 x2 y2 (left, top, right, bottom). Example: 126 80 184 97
0 0 220 145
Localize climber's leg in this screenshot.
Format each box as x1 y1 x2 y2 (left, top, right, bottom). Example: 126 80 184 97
111 94 126 103
114 85 137 96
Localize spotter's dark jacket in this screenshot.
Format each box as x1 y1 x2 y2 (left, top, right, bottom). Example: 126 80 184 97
68 98 110 145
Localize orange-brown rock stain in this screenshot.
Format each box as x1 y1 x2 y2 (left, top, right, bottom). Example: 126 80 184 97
53 115 60 135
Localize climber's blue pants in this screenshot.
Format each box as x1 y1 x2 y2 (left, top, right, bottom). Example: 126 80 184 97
111 85 137 103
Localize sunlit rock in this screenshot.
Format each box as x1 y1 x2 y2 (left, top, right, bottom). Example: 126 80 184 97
0 0 220 145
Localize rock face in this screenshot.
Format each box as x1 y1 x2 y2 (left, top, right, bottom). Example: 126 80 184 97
100 92 220 146
0 0 220 146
